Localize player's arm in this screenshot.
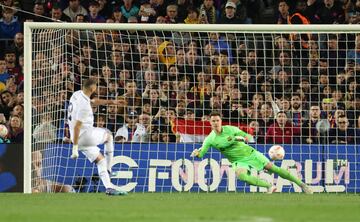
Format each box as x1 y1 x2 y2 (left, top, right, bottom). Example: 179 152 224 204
191 137 211 158
70 120 82 159
233 126 255 143
90 98 126 106
191 145 210 158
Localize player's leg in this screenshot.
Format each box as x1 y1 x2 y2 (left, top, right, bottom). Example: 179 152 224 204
94 155 127 196
91 127 114 173
81 147 126 195
234 162 272 189
103 129 114 173
264 162 302 186
94 154 114 190
79 130 114 189
264 162 313 194
79 130 127 195
252 150 312 194
81 146 113 189
235 151 278 193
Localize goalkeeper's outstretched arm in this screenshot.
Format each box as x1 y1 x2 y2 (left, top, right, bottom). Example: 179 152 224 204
191 136 211 158
234 128 255 143
190 148 201 158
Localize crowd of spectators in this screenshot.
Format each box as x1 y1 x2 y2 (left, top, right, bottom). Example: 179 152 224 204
0 0 360 144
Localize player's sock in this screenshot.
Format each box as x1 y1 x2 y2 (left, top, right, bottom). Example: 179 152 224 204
104 134 114 172
238 173 271 188
269 164 303 186
97 158 112 189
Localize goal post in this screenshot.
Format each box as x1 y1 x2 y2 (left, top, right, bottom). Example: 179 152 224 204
23 23 32 194
24 22 360 193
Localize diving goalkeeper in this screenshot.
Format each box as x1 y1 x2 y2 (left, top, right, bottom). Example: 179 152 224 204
191 112 312 194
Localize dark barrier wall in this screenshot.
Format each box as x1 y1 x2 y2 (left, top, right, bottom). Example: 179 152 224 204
0 144 23 192
41 144 359 193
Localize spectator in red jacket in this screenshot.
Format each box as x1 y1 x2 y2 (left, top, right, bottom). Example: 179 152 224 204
266 111 301 144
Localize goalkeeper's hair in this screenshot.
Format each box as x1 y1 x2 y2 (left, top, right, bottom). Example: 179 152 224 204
209 111 222 118
83 78 97 89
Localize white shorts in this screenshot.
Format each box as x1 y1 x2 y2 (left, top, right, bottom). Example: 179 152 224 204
78 127 108 162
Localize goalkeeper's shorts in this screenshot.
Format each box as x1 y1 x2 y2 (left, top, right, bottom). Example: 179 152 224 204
231 150 270 172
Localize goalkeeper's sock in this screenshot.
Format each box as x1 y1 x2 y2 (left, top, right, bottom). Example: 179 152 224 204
238 173 271 188
269 164 303 186
104 134 114 172
97 158 112 189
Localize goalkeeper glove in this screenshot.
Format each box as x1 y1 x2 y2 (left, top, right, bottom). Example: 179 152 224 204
190 148 200 158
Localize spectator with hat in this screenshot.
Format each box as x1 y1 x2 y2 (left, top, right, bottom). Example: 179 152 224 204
218 1 243 24
114 110 138 142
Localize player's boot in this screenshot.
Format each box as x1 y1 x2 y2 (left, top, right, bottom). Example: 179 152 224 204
300 183 313 194
266 185 277 194
105 188 128 196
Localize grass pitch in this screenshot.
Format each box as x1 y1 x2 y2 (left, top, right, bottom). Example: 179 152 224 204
1 193 359 222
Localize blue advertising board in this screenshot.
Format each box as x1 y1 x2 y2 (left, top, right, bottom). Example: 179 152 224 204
0 144 23 192
42 144 359 193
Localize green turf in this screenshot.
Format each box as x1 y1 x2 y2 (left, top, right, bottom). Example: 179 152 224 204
0 193 359 222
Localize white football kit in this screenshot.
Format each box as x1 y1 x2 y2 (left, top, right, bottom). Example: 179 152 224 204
68 90 108 162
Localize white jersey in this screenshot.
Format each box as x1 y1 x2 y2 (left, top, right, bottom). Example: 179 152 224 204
68 90 94 140
132 123 149 142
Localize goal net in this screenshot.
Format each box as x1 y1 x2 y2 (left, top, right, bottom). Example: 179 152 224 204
24 23 360 193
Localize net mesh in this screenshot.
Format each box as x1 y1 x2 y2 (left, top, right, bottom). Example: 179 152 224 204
29 26 359 193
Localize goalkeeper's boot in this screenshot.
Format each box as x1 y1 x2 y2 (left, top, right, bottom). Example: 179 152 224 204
266 185 277 194
300 183 313 194
105 188 128 196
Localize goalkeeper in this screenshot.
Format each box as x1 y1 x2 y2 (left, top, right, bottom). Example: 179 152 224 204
191 112 312 194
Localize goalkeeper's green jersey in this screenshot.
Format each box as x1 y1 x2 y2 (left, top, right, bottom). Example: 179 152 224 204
198 125 255 163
